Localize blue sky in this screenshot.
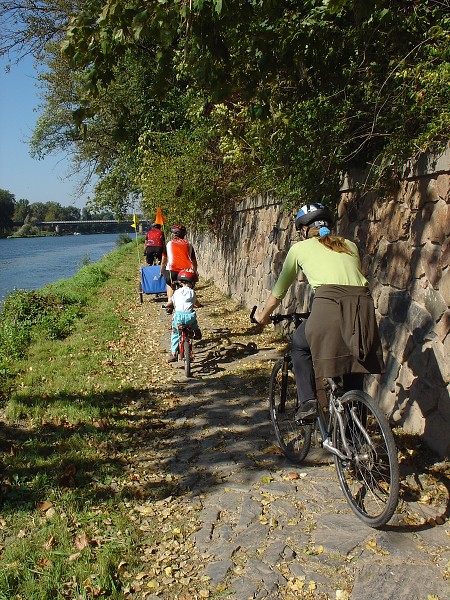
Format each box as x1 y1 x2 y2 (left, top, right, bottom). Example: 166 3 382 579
0 54 93 209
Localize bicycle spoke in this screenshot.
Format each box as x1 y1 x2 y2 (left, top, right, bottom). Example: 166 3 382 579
269 361 312 463
333 391 399 527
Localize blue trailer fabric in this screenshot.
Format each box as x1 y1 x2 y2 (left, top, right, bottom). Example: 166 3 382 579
141 266 166 294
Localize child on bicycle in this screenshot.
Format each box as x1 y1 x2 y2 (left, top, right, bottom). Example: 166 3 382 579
254 202 384 420
167 269 202 362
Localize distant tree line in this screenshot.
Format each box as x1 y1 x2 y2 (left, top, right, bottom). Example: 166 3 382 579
0 188 116 237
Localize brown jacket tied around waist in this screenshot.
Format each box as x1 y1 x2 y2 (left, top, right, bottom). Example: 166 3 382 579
305 285 385 378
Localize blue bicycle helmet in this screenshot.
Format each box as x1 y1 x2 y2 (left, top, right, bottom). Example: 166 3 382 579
295 203 334 231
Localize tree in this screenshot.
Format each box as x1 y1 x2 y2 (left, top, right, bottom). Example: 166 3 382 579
57 0 450 212
2 0 449 223
61 205 80 220
13 198 30 222
0 189 15 234
29 202 49 221
81 207 91 220
0 0 75 58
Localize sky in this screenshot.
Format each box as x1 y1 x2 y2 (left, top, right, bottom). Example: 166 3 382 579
0 54 93 209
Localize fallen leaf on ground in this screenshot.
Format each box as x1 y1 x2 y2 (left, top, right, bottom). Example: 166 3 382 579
74 532 91 550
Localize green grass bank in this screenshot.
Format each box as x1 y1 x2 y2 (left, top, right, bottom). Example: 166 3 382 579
0 242 204 599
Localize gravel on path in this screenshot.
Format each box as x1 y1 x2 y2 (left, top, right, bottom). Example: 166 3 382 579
128 279 449 600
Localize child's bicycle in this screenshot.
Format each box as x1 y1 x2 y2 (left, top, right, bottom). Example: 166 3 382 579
177 324 195 378
251 307 399 528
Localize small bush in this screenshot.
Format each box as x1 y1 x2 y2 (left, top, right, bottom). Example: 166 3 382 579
0 290 80 363
116 233 133 246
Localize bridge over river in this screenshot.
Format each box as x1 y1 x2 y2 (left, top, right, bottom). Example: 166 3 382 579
33 220 150 234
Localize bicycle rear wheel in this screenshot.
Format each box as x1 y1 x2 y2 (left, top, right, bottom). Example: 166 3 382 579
269 360 312 463
332 390 399 528
183 337 191 377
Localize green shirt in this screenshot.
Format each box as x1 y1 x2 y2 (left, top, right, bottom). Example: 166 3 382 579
272 237 368 299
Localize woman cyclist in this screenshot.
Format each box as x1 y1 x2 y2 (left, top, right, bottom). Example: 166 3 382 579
254 203 384 420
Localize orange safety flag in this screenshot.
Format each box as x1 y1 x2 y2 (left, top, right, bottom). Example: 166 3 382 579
154 207 166 225
131 213 139 229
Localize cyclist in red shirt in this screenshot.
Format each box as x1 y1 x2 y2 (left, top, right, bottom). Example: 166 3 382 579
144 223 166 265
160 224 198 308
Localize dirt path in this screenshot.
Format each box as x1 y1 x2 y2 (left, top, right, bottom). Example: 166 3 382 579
124 279 449 600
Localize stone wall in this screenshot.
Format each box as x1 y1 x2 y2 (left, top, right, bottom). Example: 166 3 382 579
192 146 450 457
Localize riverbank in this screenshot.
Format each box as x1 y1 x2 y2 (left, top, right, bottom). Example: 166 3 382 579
0 244 448 599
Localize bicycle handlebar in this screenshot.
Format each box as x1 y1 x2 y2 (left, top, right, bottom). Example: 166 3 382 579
250 306 310 326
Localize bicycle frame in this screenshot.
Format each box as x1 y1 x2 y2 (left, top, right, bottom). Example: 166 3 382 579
178 324 194 359
252 306 377 461
316 379 373 462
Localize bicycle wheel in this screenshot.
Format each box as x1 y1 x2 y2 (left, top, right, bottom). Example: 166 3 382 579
332 390 399 528
183 337 191 377
269 360 312 463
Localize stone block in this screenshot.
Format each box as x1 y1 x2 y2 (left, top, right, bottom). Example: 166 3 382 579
411 198 450 245
204 559 233 584
403 179 424 210
376 286 391 315
410 377 439 417
387 290 411 323
430 338 450 384
379 241 412 289
365 373 381 398
439 267 450 306
401 397 426 434
424 286 447 321
436 173 450 200
411 242 442 288
435 309 450 342
395 363 416 391
426 177 441 203
437 384 450 421
380 353 401 392
421 410 450 458
351 563 449 600
385 201 411 242
407 300 434 342
378 317 397 352
440 236 450 267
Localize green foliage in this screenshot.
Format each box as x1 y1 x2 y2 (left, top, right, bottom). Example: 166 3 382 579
116 233 132 245
0 291 78 362
0 189 15 234
5 0 449 223
0 263 109 372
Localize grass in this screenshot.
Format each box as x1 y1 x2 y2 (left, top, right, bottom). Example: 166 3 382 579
0 241 170 599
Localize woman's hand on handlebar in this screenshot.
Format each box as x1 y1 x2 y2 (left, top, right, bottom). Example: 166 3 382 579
250 306 272 326
254 310 271 325
251 294 281 325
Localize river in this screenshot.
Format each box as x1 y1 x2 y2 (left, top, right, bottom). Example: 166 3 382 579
0 233 123 304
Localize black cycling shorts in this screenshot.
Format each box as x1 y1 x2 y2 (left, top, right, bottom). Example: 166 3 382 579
164 270 179 288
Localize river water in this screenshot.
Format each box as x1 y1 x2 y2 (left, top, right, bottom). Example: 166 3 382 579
0 233 122 304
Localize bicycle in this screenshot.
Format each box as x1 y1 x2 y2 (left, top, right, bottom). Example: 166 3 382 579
251 307 400 528
176 323 196 377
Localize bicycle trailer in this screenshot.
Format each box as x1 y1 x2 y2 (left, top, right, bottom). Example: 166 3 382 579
139 265 166 303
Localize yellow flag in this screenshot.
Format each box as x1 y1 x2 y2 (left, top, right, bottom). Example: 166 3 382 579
131 213 139 229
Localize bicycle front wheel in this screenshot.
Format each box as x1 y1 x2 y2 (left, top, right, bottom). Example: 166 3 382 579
332 390 399 528
184 337 191 377
269 360 312 463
